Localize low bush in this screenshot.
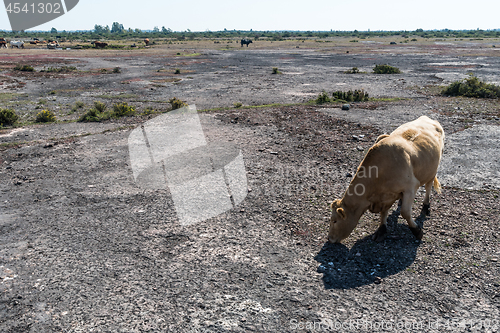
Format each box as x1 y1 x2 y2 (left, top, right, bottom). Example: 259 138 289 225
35 110 56 123
315 91 331 104
442 74 500 98
174 68 181 74
112 102 135 117
14 64 34 72
168 97 187 110
344 67 360 74
332 89 369 102
373 64 401 74
78 108 101 122
234 102 243 108
113 67 121 73
272 67 281 74
0 108 18 126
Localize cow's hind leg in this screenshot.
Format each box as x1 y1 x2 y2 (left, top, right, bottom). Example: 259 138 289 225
421 180 433 216
401 190 423 240
372 209 390 242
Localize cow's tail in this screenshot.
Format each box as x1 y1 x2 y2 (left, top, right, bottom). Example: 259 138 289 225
433 176 442 194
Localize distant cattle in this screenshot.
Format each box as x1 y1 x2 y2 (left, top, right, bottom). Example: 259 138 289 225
10 41 24 48
0 38 6 48
241 39 252 47
144 38 150 46
47 42 59 49
327 116 445 243
30 40 40 45
92 41 108 48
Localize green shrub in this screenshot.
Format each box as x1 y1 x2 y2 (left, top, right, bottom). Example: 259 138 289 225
168 97 187 110
373 64 401 74
344 67 360 74
70 101 85 114
93 101 107 113
78 108 101 122
315 91 331 104
272 67 281 74
14 64 34 72
113 67 121 73
234 102 243 108
112 102 136 117
142 107 156 115
0 108 18 126
174 68 181 74
35 110 56 123
442 74 500 98
332 89 369 102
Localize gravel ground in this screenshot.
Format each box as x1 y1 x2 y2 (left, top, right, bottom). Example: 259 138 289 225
1 41 500 332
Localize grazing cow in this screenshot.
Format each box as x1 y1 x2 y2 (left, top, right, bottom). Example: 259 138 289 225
144 38 150 46
30 40 40 45
0 40 6 48
10 41 24 48
241 39 252 47
328 116 445 243
92 41 108 48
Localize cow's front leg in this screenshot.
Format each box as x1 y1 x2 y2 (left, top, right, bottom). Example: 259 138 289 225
372 209 389 242
401 191 423 240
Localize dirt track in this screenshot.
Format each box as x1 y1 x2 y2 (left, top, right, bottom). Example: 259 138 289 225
1 39 500 332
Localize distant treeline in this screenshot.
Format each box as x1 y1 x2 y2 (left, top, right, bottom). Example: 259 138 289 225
1 26 500 40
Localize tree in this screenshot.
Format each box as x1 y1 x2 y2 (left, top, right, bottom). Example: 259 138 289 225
111 22 124 33
162 26 172 34
153 26 159 33
94 24 106 34
51 27 57 34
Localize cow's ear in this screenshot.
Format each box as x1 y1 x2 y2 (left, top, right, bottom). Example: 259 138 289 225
336 208 346 220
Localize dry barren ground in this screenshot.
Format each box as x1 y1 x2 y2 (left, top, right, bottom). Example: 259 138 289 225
1 39 500 332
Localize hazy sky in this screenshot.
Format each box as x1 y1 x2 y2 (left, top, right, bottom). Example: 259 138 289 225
1 0 500 32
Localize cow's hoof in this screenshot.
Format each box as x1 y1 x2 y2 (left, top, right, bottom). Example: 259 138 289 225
372 224 387 242
421 203 430 216
409 226 423 240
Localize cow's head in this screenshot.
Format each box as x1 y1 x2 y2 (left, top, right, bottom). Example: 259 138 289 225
328 199 359 243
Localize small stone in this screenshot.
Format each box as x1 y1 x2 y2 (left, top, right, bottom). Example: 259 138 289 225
241 318 246 322
470 211 479 216
356 252 361 256
374 277 382 284
342 104 350 110
346 173 352 177
357 146 364 151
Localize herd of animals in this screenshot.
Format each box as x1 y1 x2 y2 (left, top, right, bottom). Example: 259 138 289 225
0 37 254 49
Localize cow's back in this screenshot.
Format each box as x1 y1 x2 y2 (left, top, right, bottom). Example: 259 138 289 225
359 116 444 192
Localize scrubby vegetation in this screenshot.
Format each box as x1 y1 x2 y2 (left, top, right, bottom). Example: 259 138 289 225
373 64 401 74
168 97 188 110
0 108 18 127
35 110 57 123
315 91 331 104
112 102 136 117
442 74 500 98
313 89 370 104
78 101 137 122
344 67 361 74
272 67 281 74
332 89 369 102
233 102 243 108
14 64 34 72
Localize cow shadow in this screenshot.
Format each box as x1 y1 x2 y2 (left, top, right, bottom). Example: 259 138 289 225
314 206 428 289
